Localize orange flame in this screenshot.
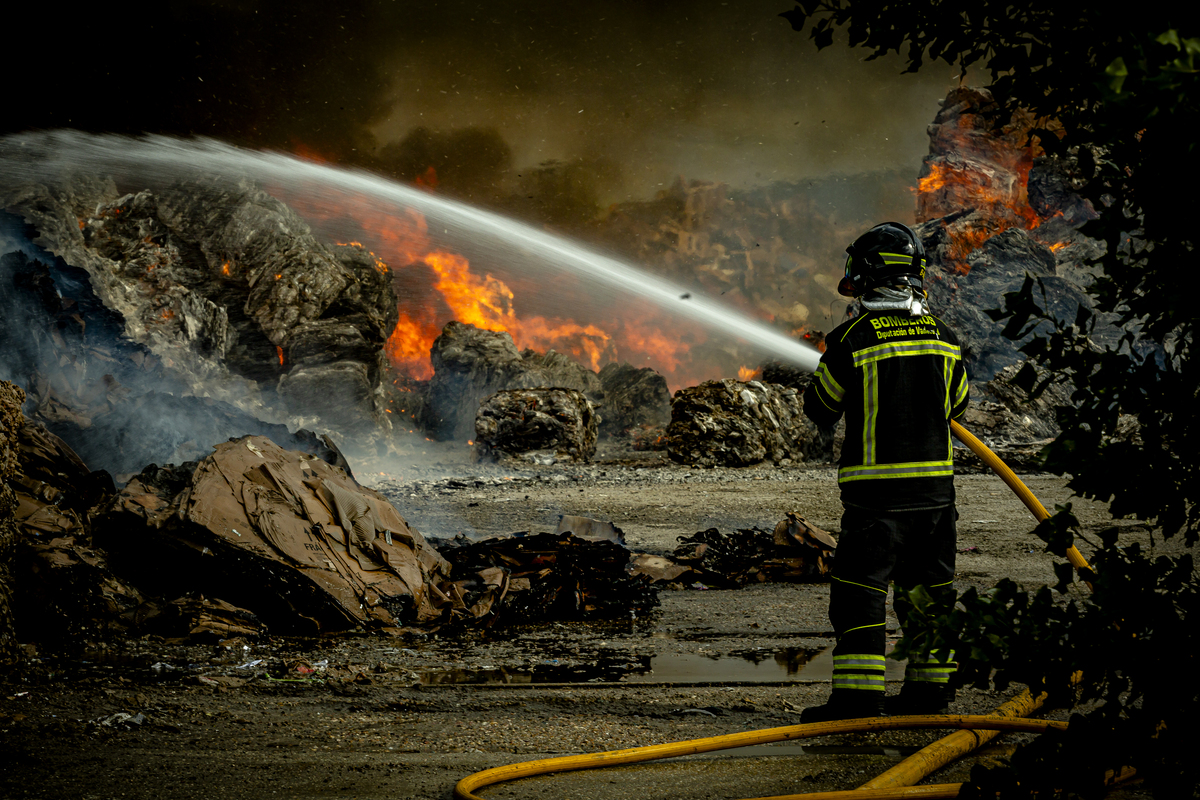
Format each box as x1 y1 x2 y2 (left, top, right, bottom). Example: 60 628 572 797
737 366 759 381
280 187 730 390
915 107 1069 269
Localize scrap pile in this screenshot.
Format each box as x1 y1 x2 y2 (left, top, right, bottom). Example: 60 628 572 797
434 526 659 624
668 513 836 588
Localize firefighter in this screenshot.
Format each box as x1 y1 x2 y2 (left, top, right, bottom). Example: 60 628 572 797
801 222 969 722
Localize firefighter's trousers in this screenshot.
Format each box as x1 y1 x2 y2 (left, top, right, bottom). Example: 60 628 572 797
828 505 958 694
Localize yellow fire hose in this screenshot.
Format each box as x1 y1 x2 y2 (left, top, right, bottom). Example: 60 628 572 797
452 424 1111 799
949 420 1092 575
453 716 1067 800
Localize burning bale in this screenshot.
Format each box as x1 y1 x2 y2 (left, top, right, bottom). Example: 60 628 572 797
0 236 362 478
474 388 598 462
95 435 459 635
911 87 1138 382
1 176 399 448
666 379 823 467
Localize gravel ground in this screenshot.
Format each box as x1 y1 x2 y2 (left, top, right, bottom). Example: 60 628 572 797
0 443 1154 799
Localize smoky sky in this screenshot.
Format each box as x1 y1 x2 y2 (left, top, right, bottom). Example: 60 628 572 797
8 1 959 202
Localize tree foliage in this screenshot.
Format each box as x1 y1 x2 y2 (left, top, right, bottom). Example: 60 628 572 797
782 3 1200 796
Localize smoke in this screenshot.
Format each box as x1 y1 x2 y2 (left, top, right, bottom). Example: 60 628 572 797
8 1 957 208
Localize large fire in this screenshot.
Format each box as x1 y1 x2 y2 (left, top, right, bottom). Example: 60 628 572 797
282 187 727 389
914 104 1066 271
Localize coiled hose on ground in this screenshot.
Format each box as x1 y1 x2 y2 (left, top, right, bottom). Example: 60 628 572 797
452 423 1110 800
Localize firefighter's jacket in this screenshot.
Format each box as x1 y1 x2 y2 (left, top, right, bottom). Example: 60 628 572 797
804 309 969 511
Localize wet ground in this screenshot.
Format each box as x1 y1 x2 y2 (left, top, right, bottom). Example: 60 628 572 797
0 446 1154 799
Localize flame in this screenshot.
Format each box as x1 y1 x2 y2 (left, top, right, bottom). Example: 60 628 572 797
385 311 439 380
737 366 759 381
915 107 1069 269
221 261 231 276
276 345 284 366
280 187 733 390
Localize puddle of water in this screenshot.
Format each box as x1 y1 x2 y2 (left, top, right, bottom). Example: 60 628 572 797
418 645 907 685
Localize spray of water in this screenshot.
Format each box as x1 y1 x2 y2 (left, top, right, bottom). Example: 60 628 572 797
2 130 823 373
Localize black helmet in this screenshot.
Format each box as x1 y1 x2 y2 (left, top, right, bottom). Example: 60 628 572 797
838 222 926 298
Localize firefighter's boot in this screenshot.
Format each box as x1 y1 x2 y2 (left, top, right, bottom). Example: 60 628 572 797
886 682 956 715
800 689 885 723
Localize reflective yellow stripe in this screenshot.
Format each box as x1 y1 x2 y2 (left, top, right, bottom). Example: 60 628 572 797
839 460 954 482
832 575 888 594
839 313 872 343
853 340 962 367
815 362 844 403
862 362 878 465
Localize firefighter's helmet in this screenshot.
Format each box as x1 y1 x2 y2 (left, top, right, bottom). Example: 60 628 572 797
837 222 926 298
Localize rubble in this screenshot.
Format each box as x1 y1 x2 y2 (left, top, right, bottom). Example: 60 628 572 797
667 514 836 588
433 531 659 623
139 595 265 643
665 379 824 467
954 361 1076 470
9 417 141 647
474 388 598 462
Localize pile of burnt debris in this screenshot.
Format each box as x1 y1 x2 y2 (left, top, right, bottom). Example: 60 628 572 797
0 378 837 654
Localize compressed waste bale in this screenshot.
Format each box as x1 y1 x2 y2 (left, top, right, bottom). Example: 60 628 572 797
666 379 823 467
1 176 398 441
474 388 598 462
598 362 670 436
424 322 604 441
96 435 461 634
